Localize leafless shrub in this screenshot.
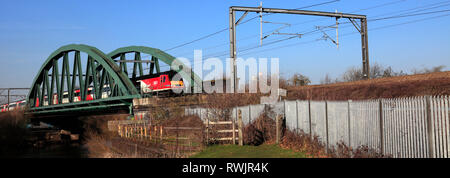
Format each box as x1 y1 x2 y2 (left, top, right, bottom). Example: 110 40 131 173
327 142 390 158
290 73 311 86
0 111 30 157
280 130 390 158
341 62 408 82
81 114 128 139
242 106 277 145
320 73 334 84
280 130 328 158
411 65 447 74
84 128 114 158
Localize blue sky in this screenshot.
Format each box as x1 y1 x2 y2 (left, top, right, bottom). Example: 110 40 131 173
1 0 449 88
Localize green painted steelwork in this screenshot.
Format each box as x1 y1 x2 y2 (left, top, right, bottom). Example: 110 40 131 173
27 96 135 114
26 44 203 115
107 46 203 92
26 44 140 115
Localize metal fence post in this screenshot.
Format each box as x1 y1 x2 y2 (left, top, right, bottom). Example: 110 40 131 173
249 105 252 123
348 100 352 148
308 100 312 137
325 101 329 153
295 100 299 134
379 99 384 155
426 96 434 158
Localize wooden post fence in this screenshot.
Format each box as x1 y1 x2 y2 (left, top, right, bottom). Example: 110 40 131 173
238 109 243 146
276 114 282 144
232 115 236 145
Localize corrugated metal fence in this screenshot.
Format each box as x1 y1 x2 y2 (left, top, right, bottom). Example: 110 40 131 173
185 96 450 158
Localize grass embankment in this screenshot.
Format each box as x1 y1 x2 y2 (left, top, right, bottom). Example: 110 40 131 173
287 71 450 100
191 144 307 158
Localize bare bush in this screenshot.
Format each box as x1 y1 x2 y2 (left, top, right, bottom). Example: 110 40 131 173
291 73 311 86
243 108 277 145
280 130 389 158
411 65 447 74
280 130 328 158
328 142 390 158
84 128 114 158
0 111 30 157
341 62 408 82
320 73 340 84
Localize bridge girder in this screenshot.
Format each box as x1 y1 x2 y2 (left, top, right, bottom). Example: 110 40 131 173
107 46 203 92
25 44 203 116
26 44 140 115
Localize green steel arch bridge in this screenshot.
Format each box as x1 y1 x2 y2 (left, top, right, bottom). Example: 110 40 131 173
25 44 202 117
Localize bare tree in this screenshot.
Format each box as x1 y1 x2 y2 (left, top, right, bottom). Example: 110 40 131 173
291 73 311 86
320 73 334 84
341 66 364 82
382 66 407 77
341 63 408 82
370 62 385 78
411 65 446 74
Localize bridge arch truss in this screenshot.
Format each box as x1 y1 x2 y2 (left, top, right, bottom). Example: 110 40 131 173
27 44 140 115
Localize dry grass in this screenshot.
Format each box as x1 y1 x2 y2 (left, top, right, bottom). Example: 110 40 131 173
280 131 328 158
84 114 205 158
81 114 127 158
328 142 390 158
280 130 389 158
83 128 115 158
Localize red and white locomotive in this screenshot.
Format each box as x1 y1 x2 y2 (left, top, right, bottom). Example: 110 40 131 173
135 70 184 95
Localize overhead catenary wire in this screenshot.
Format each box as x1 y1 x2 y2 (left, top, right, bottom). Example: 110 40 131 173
161 0 341 52
191 8 450 61
212 9 450 58
171 0 411 57
158 9 448 69
152 1 450 69
238 12 450 57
